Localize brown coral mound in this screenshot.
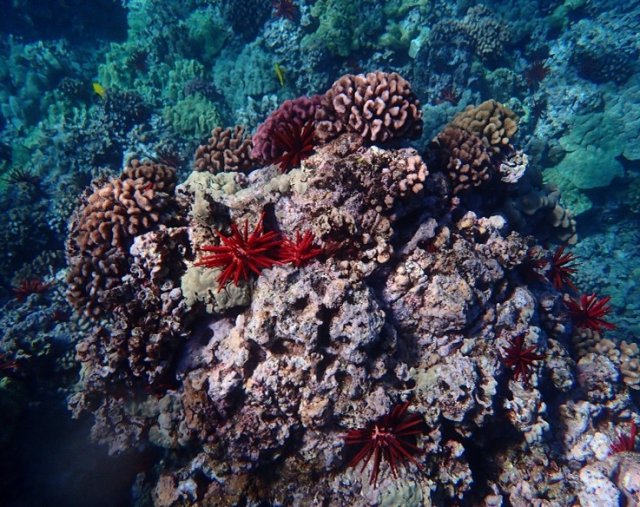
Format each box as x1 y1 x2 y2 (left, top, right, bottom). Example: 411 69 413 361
383 152 428 203
317 71 423 143
501 168 577 245
432 126 494 195
194 126 255 174
450 99 518 154
68 228 190 454
70 177 167 255
122 158 177 193
66 249 128 317
66 168 175 316
461 5 511 61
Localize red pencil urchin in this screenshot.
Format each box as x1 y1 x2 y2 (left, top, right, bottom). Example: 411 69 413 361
565 293 616 333
548 245 578 291
610 420 637 454
12 278 50 302
272 120 315 173
0 352 19 377
272 0 298 21
279 230 324 267
344 402 425 486
194 212 282 291
517 247 549 285
501 333 544 383
524 59 550 89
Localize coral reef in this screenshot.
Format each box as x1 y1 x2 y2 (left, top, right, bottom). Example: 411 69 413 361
221 0 271 39
302 0 385 58
571 19 638 85
2 0 640 504
459 5 512 63
426 98 576 244
57 81 638 504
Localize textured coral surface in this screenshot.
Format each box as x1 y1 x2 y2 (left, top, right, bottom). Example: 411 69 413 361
55 95 639 504
2 1 640 501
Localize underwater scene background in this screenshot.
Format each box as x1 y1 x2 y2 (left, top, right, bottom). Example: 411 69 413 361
1 0 639 505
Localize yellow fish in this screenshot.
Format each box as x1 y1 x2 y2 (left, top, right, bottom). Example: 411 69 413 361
92 82 107 99
274 63 285 87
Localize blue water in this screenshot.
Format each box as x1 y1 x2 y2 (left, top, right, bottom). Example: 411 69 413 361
1 1 639 505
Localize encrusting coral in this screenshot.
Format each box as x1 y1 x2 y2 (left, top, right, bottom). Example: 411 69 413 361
61 71 640 506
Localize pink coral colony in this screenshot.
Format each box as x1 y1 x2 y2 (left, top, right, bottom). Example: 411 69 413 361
344 402 425 486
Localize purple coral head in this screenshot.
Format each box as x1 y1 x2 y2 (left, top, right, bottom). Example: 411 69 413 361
251 95 323 164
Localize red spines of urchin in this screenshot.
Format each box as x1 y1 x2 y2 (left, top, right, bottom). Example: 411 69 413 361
12 278 50 302
194 212 282 291
501 333 544 383
565 293 616 333
610 420 637 454
548 245 578 291
272 0 298 20
0 352 19 377
524 60 550 89
280 230 324 267
272 120 315 172
344 402 425 486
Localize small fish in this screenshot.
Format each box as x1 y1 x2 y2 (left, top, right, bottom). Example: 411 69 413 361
92 82 106 99
274 63 285 87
